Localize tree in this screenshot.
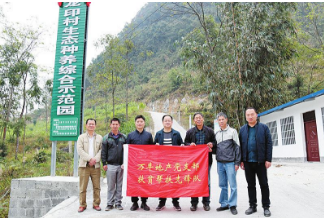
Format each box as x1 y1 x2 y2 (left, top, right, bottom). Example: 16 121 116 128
180 2 296 127
0 23 42 158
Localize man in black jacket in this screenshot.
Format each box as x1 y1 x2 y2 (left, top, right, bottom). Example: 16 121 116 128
239 107 273 217
184 112 216 212
126 115 154 211
101 118 127 211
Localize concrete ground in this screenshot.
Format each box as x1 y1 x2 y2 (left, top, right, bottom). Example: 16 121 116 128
43 112 324 218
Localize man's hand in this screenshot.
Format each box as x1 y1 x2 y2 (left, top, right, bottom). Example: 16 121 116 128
121 164 124 170
235 165 239 171
265 161 271 169
240 162 245 170
207 142 213 148
156 143 160 145
103 165 108 171
180 144 184 146
89 158 96 166
190 142 196 146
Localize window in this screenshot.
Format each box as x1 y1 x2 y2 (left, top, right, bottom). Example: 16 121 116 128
266 121 278 146
280 116 296 145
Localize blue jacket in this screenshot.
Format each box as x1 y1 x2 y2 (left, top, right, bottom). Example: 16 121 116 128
239 122 273 163
154 128 183 146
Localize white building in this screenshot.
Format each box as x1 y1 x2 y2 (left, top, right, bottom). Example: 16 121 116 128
259 89 324 162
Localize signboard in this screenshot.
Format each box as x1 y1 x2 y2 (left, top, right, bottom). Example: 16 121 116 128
50 2 88 141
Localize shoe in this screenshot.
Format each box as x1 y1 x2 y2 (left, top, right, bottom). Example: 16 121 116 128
105 205 114 211
78 206 86 213
203 204 210 211
93 205 101 211
230 206 238 215
130 202 139 211
264 208 271 217
190 204 197 211
156 203 165 211
173 204 181 211
245 206 257 215
115 205 123 210
216 206 229 211
141 202 150 211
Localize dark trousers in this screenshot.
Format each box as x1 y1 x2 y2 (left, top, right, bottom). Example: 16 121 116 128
191 164 211 206
131 197 148 203
244 162 270 208
159 198 179 206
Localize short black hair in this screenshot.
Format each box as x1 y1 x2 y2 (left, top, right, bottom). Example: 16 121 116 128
135 115 145 121
245 107 258 114
217 112 228 119
162 114 173 121
193 112 204 119
86 118 96 125
110 118 120 124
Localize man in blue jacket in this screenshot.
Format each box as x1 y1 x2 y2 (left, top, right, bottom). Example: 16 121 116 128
239 107 272 217
154 114 183 211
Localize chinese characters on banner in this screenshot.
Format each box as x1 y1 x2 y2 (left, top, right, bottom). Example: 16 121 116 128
50 2 88 141
127 145 209 198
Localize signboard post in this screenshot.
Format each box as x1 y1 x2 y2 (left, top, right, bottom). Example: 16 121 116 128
50 2 89 176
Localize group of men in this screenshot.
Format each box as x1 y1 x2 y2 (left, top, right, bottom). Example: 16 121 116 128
76 107 273 217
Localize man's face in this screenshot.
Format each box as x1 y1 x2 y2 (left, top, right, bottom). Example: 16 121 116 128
162 116 173 129
218 116 228 129
246 109 258 124
135 118 145 130
86 120 96 131
110 121 120 132
194 114 204 126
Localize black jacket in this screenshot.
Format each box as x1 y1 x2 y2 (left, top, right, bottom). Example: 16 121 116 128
239 122 273 163
154 128 183 146
101 132 127 166
184 125 216 165
126 129 154 145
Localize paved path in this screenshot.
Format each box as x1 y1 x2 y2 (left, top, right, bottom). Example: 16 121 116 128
44 112 324 218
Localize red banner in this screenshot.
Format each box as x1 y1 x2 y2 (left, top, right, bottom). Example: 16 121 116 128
127 144 209 198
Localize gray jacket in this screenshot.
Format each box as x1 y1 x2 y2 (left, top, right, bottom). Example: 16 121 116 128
215 125 241 165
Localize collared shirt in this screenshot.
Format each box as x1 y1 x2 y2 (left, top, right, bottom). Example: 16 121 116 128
247 125 257 162
126 129 154 145
195 128 205 145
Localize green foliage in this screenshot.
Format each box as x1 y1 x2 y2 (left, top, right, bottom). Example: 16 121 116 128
33 150 48 164
0 141 7 158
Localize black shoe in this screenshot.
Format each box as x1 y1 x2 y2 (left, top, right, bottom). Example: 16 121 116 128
190 204 197 211
230 206 238 215
264 208 271 217
245 206 257 215
105 205 114 211
130 202 139 211
216 206 229 211
115 204 123 210
156 203 165 211
173 204 181 211
203 204 210 211
141 202 150 211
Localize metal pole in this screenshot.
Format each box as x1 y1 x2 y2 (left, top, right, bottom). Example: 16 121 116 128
73 141 78 177
51 141 57 176
189 115 192 129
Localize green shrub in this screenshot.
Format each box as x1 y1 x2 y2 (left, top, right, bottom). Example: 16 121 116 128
0 142 8 158
33 150 48 164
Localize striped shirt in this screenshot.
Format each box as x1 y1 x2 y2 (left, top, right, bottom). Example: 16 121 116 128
163 131 172 145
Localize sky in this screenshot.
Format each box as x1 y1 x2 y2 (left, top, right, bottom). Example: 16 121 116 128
0 1 147 82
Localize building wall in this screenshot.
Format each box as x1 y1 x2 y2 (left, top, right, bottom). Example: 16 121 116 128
260 95 324 162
